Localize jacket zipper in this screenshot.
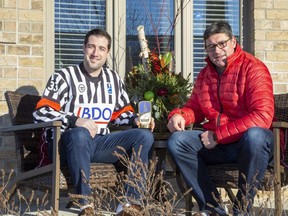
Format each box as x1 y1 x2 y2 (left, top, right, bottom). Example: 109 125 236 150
216 73 223 127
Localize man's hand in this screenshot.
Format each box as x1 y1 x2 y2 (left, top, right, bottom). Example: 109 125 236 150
134 117 155 132
75 118 98 138
200 131 218 149
167 114 185 132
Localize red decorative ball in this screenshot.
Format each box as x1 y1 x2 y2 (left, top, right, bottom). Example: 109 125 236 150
157 87 168 96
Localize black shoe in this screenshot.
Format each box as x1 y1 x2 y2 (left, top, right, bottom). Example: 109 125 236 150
66 199 78 209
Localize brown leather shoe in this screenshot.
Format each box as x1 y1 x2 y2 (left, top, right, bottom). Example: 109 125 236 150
116 204 143 216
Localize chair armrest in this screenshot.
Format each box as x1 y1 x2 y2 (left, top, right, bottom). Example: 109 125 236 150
273 121 288 129
0 121 62 133
0 120 63 211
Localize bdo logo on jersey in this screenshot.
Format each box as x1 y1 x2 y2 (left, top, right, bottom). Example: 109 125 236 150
76 104 114 125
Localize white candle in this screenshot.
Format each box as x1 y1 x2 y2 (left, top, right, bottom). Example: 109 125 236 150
137 25 149 59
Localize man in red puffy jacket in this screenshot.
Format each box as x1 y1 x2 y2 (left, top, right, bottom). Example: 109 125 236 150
167 21 274 216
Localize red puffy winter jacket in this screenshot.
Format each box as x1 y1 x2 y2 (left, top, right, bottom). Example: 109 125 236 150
168 44 274 144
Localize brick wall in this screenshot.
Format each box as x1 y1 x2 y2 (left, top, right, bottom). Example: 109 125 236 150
0 0 44 170
254 0 288 93
0 0 287 172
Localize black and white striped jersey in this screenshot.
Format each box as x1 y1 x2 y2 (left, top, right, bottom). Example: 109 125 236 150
33 62 135 135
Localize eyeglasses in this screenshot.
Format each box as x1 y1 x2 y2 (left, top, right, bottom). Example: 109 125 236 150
205 38 231 52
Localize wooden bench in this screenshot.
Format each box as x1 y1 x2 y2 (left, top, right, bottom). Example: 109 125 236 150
0 91 118 214
176 93 288 216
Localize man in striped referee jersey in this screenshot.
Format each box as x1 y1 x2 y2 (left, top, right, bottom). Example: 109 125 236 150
33 28 155 216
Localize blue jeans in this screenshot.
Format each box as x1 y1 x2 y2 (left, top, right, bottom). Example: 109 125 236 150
167 127 274 215
58 127 154 204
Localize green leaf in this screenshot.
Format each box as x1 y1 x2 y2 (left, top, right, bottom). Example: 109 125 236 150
160 52 172 68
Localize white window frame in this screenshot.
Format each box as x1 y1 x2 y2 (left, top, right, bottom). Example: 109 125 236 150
174 0 193 81
106 0 126 78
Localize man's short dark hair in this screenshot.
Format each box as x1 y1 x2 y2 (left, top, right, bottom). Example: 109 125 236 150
203 21 233 41
84 28 112 51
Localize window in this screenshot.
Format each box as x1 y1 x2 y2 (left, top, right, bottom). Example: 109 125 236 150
193 0 241 78
125 0 174 73
53 0 241 80
54 0 106 69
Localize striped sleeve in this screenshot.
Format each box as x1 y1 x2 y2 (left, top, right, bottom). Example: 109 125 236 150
33 70 74 130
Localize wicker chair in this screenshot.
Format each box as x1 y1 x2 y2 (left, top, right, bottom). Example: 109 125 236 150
176 93 288 216
0 91 118 213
